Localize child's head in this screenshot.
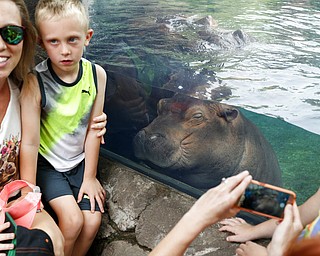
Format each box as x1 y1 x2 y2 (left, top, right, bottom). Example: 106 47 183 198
35 0 90 32
2 0 37 85
35 0 93 73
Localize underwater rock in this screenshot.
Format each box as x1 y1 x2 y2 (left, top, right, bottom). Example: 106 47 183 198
133 94 282 189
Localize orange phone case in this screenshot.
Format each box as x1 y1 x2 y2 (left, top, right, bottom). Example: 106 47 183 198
237 180 296 220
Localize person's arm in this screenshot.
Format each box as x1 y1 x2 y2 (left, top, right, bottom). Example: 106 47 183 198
298 188 320 227
149 171 252 256
220 187 320 243
19 74 42 186
77 64 107 213
219 216 278 242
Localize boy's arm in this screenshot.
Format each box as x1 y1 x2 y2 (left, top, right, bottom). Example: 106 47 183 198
221 187 320 243
219 215 278 242
78 64 107 213
19 74 41 186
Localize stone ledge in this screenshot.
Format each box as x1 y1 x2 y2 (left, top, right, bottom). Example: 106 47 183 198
90 157 269 256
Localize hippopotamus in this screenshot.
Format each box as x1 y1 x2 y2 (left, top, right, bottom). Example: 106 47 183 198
133 94 282 189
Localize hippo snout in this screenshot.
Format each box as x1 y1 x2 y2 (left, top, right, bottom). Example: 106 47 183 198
133 129 179 167
133 129 165 158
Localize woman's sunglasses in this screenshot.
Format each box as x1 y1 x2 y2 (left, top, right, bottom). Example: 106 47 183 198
0 25 25 45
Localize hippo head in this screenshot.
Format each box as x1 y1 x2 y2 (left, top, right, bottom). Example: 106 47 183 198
133 94 282 189
133 94 248 187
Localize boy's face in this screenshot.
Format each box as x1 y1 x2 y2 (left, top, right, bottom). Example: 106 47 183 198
38 15 93 75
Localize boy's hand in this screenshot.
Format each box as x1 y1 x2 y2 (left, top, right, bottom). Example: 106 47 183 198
219 217 255 242
78 177 106 213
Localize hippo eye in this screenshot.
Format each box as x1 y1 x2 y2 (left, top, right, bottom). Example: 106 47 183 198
192 113 203 119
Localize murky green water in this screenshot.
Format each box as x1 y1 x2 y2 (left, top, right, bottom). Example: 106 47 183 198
85 0 319 204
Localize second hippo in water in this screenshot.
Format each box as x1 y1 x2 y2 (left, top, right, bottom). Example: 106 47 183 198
133 94 282 189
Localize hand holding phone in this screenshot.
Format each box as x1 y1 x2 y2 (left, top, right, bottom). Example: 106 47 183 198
237 180 296 220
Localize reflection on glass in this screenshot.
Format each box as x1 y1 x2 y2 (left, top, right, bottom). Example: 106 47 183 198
83 0 319 204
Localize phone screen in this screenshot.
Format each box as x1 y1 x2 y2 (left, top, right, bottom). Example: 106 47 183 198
238 181 296 219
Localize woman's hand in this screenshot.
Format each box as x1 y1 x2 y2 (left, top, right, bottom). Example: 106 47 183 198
92 112 107 144
185 171 253 231
149 171 252 256
0 222 14 253
267 202 303 256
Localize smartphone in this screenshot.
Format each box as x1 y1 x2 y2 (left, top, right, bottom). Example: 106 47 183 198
237 180 296 220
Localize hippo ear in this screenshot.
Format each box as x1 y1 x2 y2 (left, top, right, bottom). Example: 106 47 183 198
157 98 169 114
219 106 239 122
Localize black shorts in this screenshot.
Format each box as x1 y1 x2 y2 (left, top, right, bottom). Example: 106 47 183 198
37 154 100 212
5 213 54 256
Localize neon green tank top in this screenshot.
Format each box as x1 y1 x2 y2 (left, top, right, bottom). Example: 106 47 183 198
35 58 97 172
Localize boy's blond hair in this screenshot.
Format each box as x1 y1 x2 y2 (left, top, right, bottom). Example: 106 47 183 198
35 0 89 31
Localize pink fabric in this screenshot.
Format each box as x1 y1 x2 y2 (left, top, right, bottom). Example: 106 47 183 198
0 180 41 228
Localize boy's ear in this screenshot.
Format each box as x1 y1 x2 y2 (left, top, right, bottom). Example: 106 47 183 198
84 29 94 46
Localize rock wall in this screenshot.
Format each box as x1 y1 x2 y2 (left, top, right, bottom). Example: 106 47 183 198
90 157 269 256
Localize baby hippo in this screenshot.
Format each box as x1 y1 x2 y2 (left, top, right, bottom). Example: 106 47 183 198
133 94 282 189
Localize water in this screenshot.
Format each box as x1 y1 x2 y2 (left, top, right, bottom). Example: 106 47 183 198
85 0 319 203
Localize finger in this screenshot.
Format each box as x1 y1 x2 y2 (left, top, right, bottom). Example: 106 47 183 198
77 190 84 203
0 241 14 251
234 217 247 223
96 197 105 213
101 189 107 200
96 127 106 137
222 170 250 190
219 217 245 226
92 122 106 130
229 175 252 199
218 225 236 232
100 135 105 145
0 232 14 242
292 202 300 221
90 197 95 213
0 223 10 233
93 113 107 122
235 247 244 256
282 204 293 224
226 235 245 243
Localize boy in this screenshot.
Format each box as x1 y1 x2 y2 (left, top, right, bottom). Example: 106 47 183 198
20 0 107 255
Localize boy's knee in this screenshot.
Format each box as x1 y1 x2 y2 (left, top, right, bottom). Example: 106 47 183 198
61 211 84 234
69 213 84 230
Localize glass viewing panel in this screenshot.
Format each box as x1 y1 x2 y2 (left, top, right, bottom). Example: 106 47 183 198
83 0 319 205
